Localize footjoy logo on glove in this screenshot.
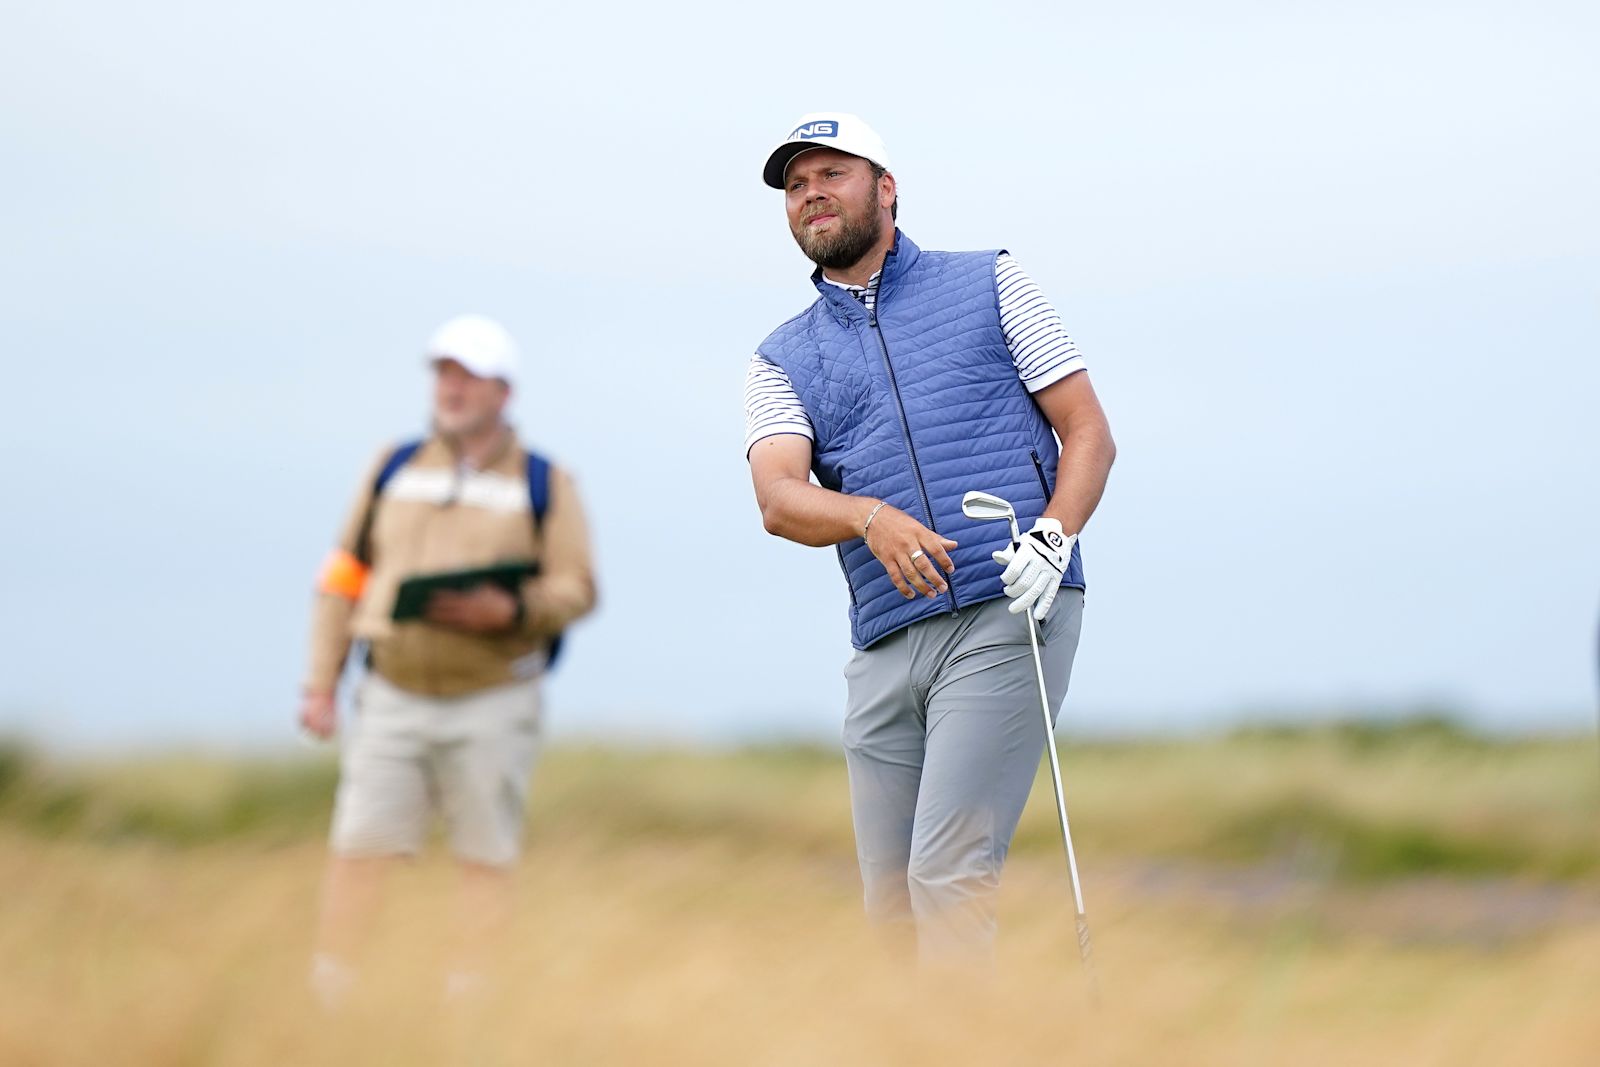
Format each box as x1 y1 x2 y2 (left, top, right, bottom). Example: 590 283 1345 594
790 120 839 140
1046 532 1064 548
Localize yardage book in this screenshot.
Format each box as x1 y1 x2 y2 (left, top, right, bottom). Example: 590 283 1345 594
390 562 539 622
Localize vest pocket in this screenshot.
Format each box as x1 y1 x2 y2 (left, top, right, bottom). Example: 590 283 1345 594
1029 449 1052 498
836 545 859 609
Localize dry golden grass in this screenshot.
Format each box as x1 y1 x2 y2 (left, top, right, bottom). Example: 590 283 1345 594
2 728 1596 1065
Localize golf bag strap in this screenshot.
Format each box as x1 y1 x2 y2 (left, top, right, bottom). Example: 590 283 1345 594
353 440 423 565
525 449 552 527
523 449 563 668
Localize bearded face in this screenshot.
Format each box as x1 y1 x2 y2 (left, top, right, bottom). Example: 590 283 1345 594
784 150 891 272
790 179 886 270
431 359 509 441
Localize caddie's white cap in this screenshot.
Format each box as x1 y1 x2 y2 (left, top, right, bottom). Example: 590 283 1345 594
424 314 519 385
763 112 892 189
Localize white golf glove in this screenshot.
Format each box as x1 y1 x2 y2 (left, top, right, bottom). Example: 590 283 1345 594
992 517 1075 620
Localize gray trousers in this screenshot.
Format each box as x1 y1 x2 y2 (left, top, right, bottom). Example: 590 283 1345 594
841 590 1084 963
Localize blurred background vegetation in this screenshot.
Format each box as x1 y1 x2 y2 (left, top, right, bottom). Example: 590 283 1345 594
4 719 1593 883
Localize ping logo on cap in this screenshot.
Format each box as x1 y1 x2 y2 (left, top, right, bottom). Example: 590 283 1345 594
791 120 839 141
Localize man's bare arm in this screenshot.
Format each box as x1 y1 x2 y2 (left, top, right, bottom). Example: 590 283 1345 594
1034 371 1116 537
749 434 957 600
749 434 877 547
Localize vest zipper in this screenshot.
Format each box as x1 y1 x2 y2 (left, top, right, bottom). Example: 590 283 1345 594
1029 448 1052 499
869 311 960 615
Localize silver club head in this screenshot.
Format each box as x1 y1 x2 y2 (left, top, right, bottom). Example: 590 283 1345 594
961 490 1021 541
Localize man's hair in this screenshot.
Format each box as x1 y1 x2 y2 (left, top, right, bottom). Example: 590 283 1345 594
870 163 899 221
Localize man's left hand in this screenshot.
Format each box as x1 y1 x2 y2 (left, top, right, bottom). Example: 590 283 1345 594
992 518 1075 621
424 584 520 633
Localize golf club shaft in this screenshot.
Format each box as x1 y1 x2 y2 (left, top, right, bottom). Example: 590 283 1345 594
1025 613 1086 919
1026 613 1099 993
966 491 1099 986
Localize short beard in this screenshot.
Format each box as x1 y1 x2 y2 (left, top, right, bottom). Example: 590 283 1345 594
433 410 499 444
792 186 886 271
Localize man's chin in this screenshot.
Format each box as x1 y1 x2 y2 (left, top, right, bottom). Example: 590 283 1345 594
796 228 883 272
801 240 850 268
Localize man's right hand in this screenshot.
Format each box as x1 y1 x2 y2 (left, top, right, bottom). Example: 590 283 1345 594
298 689 338 741
863 503 958 600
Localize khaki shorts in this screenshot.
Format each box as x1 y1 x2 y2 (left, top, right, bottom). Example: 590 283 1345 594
330 673 541 868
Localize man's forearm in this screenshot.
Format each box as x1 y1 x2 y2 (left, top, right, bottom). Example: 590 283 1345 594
304 594 357 692
759 475 879 548
1043 422 1116 536
520 467 598 637
520 571 596 637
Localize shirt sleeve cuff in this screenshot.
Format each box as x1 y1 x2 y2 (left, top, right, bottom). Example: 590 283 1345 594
1021 357 1087 394
744 425 815 458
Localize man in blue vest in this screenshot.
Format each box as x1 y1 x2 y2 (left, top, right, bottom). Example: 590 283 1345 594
745 113 1116 963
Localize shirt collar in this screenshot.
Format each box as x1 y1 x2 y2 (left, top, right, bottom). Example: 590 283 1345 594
819 270 880 299
436 423 517 473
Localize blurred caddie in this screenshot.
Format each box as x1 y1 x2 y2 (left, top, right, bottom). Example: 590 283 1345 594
745 114 1115 963
297 314 597 1005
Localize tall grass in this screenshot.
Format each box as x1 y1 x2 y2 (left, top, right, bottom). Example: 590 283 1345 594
2 722 1597 1065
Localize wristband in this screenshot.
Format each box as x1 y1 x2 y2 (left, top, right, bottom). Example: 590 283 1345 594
862 501 890 546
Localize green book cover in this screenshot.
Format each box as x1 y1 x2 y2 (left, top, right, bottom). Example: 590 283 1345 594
390 561 539 622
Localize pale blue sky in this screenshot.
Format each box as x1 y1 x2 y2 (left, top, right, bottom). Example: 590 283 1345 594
2 1 1596 749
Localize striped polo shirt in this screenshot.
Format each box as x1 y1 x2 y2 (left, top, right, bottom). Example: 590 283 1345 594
744 253 1086 454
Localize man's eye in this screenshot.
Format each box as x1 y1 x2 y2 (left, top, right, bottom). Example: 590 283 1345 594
827 170 842 178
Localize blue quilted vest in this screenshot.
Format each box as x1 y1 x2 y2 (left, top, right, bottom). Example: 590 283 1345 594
758 230 1085 650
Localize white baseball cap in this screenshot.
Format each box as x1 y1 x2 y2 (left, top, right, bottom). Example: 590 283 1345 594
763 112 892 189
424 314 519 385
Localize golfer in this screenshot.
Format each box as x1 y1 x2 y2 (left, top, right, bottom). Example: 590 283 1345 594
745 114 1115 962
297 314 597 1005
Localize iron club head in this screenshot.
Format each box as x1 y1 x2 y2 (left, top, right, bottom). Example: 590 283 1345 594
961 490 1021 542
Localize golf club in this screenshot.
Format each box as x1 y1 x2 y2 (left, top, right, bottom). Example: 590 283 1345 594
961 490 1098 987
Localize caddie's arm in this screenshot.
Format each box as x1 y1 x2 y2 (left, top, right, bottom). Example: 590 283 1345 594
1034 371 1116 536
516 467 598 638
298 451 386 738
749 433 957 602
